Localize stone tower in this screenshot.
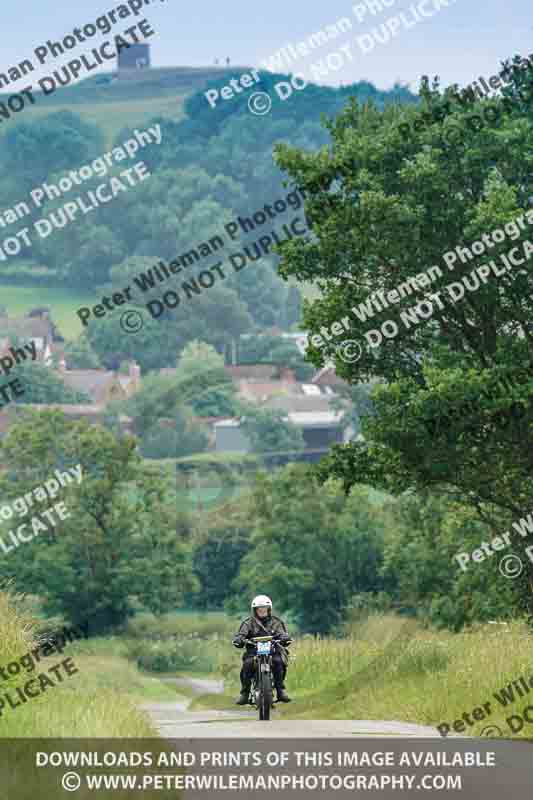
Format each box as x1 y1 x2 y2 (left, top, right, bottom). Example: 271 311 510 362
118 44 151 72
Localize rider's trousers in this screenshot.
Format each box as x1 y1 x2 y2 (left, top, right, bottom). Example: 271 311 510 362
241 653 286 690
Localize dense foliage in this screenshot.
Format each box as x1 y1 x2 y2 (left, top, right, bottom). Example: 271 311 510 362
5 360 90 404
0 74 415 368
0 411 196 632
191 466 523 632
2 59 530 636
274 54 533 617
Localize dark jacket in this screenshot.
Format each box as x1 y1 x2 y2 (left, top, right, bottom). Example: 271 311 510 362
233 613 290 655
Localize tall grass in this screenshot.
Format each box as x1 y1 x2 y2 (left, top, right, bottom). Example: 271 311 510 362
124 638 220 673
276 614 533 736
194 612 533 737
0 590 163 737
0 595 181 798
217 614 420 696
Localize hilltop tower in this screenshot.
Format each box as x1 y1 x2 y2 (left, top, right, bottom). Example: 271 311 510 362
118 44 151 74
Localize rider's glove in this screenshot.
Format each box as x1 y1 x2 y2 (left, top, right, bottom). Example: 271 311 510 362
232 636 245 648
279 635 292 645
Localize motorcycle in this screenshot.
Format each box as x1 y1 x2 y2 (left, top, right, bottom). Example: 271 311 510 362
243 635 279 720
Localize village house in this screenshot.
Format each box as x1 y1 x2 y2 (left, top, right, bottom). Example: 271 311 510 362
0 358 141 440
213 369 353 457
55 359 141 404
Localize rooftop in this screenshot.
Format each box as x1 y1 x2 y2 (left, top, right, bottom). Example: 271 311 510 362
58 370 120 404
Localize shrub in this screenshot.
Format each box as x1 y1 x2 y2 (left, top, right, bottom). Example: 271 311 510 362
125 611 236 640
125 637 219 673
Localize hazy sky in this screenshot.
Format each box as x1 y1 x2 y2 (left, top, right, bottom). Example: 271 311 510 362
1 0 531 95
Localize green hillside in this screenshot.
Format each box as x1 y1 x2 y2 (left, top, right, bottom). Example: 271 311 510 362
1 66 247 142
0 67 416 350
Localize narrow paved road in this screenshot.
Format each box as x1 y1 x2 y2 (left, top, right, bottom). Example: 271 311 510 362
142 677 439 738
141 678 529 799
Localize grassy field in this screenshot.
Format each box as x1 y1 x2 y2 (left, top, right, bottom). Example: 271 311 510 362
0 593 187 798
189 612 533 739
0 67 238 143
14 90 190 144
0 284 95 340
151 455 259 515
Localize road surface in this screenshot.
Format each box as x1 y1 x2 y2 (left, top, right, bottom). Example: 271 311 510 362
142 677 439 738
141 679 531 799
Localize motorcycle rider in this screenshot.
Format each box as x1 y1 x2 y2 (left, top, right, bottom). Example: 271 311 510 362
232 594 292 705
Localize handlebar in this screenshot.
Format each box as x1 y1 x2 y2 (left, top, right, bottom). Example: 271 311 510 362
243 638 270 646
242 635 291 646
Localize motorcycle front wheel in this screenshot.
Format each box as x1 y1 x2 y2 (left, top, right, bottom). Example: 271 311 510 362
258 670 272 721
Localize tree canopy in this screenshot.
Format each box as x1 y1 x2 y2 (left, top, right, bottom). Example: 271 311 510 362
0 410 196 631
274 55 533 614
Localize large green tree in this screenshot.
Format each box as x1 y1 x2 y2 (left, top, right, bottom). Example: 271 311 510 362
191 521 252 610
113 373 209 458
381 491 518 630
87 266 254 372
3 360 90 404
0 111 104 190
231 464 386 632
175 342 240 417
0 410 196 632
274 55 533 614
62 334 102 369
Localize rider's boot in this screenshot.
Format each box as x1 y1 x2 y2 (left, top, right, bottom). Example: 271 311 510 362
235 684 251 705
276 684 291 703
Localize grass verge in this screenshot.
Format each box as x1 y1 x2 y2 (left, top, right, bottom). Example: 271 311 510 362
0 591 178 737
191 613 533 738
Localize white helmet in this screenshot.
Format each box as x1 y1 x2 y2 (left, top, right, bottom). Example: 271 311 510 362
251 595 272 611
